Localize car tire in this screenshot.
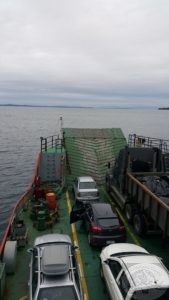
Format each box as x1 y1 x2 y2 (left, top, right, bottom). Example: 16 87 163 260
133 213 146 236
75 200 80 208
100 261 104 279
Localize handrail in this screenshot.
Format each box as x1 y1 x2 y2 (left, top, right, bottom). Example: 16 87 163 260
128 134 169 154
0 153 41 257
40 135 63 152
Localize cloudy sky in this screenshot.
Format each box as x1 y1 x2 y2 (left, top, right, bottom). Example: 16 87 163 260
0 0 169 107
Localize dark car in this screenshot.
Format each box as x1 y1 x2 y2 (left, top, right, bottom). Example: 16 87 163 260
70 203 126 246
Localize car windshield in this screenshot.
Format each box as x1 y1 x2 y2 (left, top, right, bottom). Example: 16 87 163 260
37 285 79 300
131 287 169 300
79 182 96 189
98 217 119 227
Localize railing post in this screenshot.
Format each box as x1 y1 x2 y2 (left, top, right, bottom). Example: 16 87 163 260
45 138 47 152
40 137 43 152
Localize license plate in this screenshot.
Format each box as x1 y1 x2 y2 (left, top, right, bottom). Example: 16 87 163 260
106 240 115 245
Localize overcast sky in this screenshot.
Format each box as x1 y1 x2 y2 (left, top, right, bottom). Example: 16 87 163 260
0 0 169 107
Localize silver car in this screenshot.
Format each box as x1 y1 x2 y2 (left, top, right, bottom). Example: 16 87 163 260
73 176 99 204
28 234 83 300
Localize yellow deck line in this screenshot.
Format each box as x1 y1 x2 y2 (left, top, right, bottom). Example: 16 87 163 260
66 191 89 300
102 189 141 246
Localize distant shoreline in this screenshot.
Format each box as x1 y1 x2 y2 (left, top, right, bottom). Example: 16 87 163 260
0 104 160 109
0 104 93 108
158 107 169 110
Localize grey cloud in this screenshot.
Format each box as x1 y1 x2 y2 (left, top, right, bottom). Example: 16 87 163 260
0 0 169 107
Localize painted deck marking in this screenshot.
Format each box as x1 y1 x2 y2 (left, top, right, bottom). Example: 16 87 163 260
66 191 89 300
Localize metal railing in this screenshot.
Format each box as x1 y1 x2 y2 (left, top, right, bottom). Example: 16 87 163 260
128 134 169 154
40 135 64 152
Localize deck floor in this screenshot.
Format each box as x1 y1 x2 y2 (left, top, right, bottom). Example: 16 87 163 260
5 186 169 300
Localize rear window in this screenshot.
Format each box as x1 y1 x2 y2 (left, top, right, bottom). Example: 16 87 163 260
79 182 96 189
131 288 169 300
98 217 119 227
38 286 79 300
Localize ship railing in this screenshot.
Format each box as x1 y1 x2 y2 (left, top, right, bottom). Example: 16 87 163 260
40 135 64 152
128 134 169 154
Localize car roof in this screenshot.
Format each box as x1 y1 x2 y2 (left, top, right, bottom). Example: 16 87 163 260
122 255 169 288
91 203 117 218
42 244 70 275
78 176 95 182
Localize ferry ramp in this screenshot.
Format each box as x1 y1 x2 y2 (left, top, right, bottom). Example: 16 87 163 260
63 128 126 186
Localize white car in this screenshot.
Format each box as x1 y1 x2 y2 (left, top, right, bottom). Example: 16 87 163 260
100 243 169 300
73 176 99 204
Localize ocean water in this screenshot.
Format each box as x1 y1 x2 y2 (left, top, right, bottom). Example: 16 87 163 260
0 106 169 240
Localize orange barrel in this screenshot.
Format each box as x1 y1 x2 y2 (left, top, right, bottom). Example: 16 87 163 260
46 192 56 210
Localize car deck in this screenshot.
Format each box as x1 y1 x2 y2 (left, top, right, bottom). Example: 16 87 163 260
4 184 169 300
4 129 169 300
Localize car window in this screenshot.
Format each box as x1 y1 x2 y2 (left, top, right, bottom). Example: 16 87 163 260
131 288 169 300
32 249 38 297
118 271 130 299
98 217 119 227
37 286 79 300
108 260 122 279
79 182 96 189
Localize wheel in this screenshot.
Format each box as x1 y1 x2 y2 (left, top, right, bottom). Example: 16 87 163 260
125 203 133 223
75 199 81 208
133 213 146 236
100 262 104 279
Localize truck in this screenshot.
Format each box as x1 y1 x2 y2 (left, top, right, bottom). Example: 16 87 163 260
106 134 169 243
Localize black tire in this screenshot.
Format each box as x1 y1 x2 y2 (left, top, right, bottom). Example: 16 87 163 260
100 263 104 279
125 203 133 223
133 213 146 236
75 199 81 208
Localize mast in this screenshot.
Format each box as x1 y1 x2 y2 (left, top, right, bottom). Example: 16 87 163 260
59 116 63 140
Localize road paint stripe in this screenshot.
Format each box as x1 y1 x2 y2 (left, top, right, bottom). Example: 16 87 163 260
66 191 89 300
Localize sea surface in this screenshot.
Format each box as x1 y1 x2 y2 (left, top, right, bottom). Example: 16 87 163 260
0 106 169 241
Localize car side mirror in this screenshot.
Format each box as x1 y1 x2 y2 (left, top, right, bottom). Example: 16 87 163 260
73 245 79 251
104 260 109 264
27 248 33 254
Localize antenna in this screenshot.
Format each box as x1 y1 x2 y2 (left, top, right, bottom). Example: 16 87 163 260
59 116 63 139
